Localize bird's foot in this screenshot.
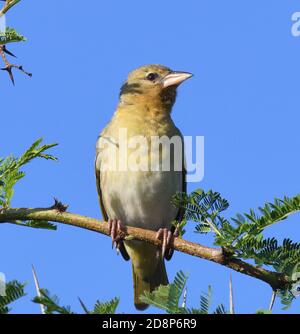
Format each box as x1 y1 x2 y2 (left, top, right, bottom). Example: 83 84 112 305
156 227 179 258
108 219 126 250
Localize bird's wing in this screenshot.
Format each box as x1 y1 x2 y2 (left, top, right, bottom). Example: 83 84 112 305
95 157 108 221
165 143 186 261
95 150 130 261
175 164 187 223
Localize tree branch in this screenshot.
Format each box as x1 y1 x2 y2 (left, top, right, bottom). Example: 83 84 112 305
0 0 31 84
0 205 290 291
0 45 31 84
0 0 20 16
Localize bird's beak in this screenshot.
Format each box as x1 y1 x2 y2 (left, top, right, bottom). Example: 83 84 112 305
161 71 193 88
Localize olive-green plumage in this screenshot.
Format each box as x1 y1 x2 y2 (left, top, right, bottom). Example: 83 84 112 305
95 65 192 310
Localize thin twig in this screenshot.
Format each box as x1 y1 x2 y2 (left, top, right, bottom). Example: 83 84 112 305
0 45 32 85
78 297 90 314
0 1 31 84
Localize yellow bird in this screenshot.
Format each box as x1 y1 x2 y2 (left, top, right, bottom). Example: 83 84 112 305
95 64 192 310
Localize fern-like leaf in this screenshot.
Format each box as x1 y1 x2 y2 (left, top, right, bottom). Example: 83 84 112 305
32 289 73 314
140 271 188 314
10 220 57 230
93 298 119 314
0 27 26 45
0 280 26 314
0 138 57 209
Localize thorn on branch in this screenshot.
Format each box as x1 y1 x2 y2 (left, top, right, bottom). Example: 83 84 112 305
269 290 276 311
31 265 46 314
52 198 68 213
0 45 32 85
1 64 32 85
2 45 16 58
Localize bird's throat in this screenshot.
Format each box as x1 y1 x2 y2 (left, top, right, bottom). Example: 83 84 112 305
119 85 177 115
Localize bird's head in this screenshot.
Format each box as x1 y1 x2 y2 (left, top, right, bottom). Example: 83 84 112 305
119 64 192 111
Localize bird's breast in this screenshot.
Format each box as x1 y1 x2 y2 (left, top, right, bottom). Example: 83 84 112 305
97 107 184 230
99 168 182 231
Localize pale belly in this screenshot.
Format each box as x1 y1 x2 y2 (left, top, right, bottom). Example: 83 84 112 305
100 169 182 231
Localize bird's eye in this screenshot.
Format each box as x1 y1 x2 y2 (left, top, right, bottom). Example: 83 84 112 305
146 73 158 81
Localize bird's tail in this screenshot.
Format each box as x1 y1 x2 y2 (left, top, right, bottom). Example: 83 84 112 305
125 240 168 311
132 257 168 310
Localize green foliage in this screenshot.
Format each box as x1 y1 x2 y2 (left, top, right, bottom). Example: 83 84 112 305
276 289 295 311
214 304 228 314
140 271 227 314
171 219 187 237
140 270 188 313
274 264 300 310
0 139 58 230
33 289 120 314
236 237 300 276
173 189 300 309
0 275 270 314
256 309 272 314
231 195 300 247
0 27 26 45
172 189 229 238
9 220 57 230
33 289 73 314
0 280 26 314
0 138 57 209
0 1 25 45
0 0 30 84
93 298 120 314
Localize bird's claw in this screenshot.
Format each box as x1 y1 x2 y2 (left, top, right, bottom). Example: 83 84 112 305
108 219 126 251
156 228 177 258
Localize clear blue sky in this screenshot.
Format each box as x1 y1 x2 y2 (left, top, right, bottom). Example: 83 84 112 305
1 0 300 314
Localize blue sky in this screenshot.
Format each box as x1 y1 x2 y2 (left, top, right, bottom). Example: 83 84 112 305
1 0 300 314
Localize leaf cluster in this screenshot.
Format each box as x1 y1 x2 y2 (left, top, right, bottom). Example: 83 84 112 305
0 27 26 45
172 189 300 308
33 289 120 314
140 271 226 314
0 280 26 314
0 138 58 230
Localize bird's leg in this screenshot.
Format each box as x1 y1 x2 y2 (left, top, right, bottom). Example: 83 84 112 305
156 227 179 258
108 219 126 251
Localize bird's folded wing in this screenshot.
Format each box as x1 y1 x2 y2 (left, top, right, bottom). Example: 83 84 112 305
95 151 130 261
165 149 186 261
175 165 186 223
